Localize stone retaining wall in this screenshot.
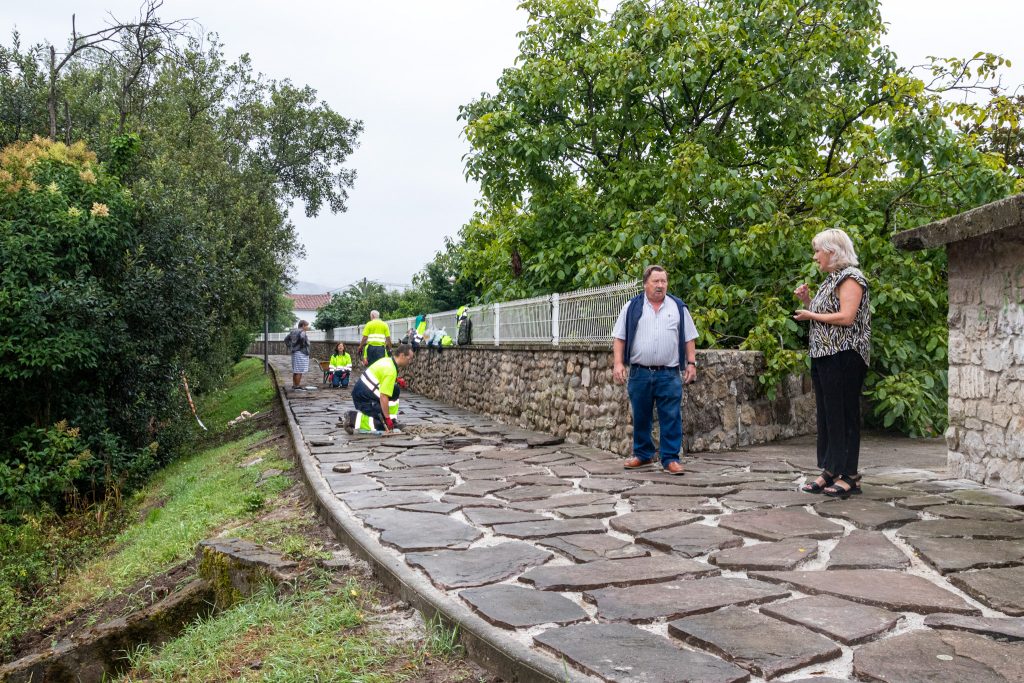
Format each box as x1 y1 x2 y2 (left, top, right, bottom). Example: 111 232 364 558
394 346 815 454
946 230 1024 491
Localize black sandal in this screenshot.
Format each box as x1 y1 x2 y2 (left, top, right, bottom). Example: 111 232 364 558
823 475 855 499
801 471 834 494
847 473 863 495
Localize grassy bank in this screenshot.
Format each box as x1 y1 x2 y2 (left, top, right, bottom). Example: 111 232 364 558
3 358 486 682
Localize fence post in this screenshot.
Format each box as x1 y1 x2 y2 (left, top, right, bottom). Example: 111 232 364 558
493 303 500 346
551 293 560 346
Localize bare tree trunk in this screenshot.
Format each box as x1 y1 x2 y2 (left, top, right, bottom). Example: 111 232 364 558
48 45 58 139
64 100 73 144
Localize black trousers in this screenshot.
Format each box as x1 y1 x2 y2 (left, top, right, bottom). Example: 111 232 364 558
811 350 867 477
352 382 400 431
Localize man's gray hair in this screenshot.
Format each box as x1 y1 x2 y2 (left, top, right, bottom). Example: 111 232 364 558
370 310 380 319
812 228 859 270
643 265 668 283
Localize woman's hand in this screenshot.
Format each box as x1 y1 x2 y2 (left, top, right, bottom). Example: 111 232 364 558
794 283 811 306
793 309 815 322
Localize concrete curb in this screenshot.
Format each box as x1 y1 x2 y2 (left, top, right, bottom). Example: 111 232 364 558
267 363 599 683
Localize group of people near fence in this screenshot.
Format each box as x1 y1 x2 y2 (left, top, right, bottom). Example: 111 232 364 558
284 228 871 495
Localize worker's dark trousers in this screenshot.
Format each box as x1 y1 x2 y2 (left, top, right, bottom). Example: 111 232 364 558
352 383 400 430
366 345 387 365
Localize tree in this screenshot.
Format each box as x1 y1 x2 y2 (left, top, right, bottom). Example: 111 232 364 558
41 1 189 140
0 20 362 512
453 0 1018 436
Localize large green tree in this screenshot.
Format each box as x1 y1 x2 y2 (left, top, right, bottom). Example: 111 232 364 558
454 0 1019 435
0 14 361 513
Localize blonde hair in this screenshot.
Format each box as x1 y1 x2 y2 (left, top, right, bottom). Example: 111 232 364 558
812 228 859 270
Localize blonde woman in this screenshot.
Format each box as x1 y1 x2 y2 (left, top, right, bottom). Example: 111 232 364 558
795 229 872 498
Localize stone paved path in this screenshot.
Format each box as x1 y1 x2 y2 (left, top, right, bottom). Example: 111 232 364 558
273 357 1024 682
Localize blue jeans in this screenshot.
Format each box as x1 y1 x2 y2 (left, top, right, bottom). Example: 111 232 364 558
331 370 350 388
627 366 683 466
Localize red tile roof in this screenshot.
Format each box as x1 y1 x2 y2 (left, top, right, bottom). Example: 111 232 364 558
286 293 332 310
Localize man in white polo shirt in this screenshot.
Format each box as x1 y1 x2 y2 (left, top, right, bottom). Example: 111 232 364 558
611 265 698 475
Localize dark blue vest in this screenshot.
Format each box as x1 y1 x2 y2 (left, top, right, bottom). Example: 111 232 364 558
623 293 689 366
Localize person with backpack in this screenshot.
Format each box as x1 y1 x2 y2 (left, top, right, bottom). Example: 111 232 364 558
285 320 312 391
611 265 698 475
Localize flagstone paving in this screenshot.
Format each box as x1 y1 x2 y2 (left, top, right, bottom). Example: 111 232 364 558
272 356 1024 682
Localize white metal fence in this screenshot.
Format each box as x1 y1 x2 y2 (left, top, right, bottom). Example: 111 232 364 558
262 280 641 347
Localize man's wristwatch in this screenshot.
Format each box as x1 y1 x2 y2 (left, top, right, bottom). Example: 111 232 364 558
686 361 697 367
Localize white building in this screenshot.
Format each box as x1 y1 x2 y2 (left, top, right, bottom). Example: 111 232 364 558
285 293 332 328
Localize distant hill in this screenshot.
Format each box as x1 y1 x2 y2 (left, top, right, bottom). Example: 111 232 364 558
290 280 333 295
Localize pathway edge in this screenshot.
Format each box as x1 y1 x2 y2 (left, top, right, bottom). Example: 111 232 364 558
268 365 598 683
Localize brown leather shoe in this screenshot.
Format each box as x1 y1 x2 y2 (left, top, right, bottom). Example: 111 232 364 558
623 456 655 470
663 461 685 476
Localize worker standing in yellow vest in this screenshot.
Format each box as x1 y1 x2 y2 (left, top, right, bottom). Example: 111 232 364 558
356 310 392 366
343 344 414 434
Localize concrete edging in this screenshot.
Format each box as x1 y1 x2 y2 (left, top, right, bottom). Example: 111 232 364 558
266 362 599 683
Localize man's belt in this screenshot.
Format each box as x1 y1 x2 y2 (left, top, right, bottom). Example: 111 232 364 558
632 364 677 371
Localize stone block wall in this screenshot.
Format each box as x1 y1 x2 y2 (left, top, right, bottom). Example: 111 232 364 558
396 345 815 455
946 229 1024 492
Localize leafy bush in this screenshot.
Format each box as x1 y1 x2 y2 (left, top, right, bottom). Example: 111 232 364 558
0 422 91 519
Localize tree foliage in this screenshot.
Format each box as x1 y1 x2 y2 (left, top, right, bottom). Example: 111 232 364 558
314 279 432 330
0 13 361 514
453 0 1021 436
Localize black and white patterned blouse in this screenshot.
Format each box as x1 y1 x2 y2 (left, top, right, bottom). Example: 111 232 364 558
809 266 871 366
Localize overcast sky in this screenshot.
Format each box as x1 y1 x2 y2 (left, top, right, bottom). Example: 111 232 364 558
7 1 1022 292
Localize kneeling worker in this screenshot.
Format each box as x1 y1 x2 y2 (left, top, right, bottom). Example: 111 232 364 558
344 343 414 434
